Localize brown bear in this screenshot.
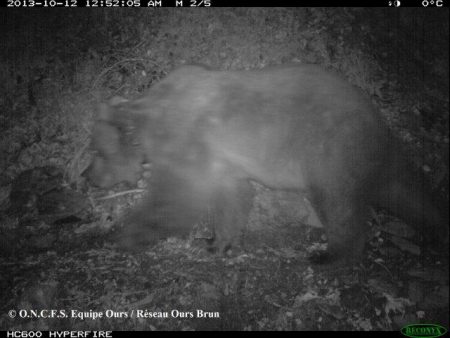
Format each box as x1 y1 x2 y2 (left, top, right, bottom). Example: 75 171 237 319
85 64 448 264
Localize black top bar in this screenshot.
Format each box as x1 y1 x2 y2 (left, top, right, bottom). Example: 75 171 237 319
1 0 447 7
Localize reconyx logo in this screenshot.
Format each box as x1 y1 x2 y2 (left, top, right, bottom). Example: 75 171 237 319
401 324 447 338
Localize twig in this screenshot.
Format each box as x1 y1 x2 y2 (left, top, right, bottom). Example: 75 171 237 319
96 189 146 200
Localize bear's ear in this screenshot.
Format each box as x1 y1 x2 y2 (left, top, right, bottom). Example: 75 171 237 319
109 96 128 107
95 97 129 121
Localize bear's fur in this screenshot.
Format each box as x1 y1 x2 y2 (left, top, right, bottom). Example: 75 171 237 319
85 64 448 263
